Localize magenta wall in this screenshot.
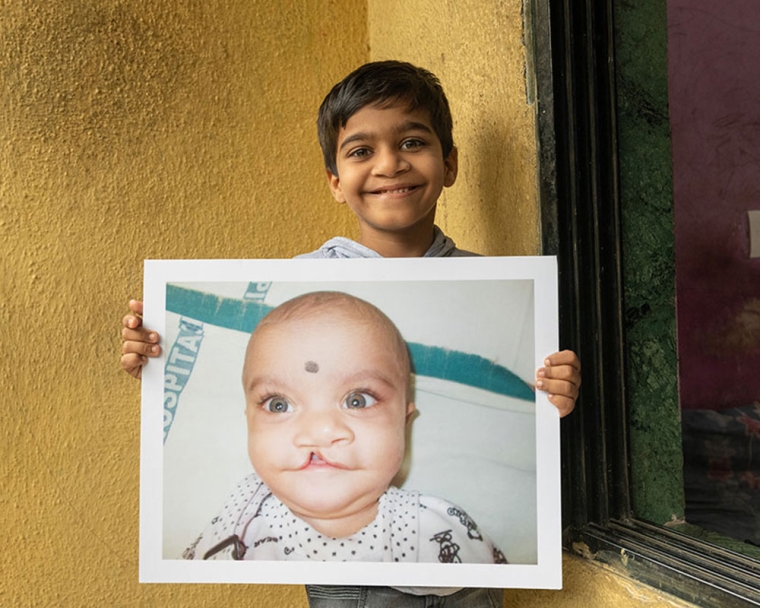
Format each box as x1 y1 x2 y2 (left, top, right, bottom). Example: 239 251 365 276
669 0 760 410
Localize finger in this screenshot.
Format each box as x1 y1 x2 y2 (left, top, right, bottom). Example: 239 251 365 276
122 313 143 330
543 350 581 370
538 364 581 385
547 393 575 418
121 326 160 344
535 377 579 401
122 339 161 357
123 300 145 329
120 353 147 379
129 299 144 316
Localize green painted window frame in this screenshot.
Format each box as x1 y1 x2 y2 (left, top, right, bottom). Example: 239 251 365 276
530 0 760 604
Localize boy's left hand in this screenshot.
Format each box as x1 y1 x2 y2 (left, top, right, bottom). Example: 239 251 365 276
536 350 581 418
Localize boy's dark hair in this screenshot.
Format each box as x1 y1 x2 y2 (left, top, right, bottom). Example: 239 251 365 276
317 60 454 175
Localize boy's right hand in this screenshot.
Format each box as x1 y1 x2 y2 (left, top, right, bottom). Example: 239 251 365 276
121 299 161 379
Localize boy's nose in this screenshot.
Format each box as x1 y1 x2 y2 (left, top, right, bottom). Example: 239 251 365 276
372 147 410 177
294 409 354 447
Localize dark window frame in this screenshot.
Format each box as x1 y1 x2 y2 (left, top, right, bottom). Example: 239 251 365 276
531 0 760 604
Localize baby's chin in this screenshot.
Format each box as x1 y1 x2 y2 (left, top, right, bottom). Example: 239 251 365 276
285 490 381 518
280 491 387 538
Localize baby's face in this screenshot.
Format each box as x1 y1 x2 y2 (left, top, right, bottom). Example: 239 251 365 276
243 309 414 534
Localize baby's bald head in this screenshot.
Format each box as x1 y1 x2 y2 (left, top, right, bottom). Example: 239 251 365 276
244 291 411 389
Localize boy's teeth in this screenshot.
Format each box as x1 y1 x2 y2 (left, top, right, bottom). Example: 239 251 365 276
381 187 411 194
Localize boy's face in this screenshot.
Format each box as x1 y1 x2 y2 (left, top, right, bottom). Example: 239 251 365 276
326 103 457 240
243 310 415 532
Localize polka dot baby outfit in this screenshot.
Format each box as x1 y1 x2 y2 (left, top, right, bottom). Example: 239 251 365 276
183 472 506 564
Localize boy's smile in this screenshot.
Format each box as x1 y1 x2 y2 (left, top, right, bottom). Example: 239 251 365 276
243 308 415 538
327 103 458 255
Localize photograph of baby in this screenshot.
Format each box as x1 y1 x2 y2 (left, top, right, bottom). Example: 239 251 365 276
140 257 561 588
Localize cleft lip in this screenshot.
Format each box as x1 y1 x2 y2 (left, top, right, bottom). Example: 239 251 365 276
299 451 349 470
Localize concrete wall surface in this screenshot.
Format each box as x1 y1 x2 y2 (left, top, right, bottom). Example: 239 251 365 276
368 0 542 256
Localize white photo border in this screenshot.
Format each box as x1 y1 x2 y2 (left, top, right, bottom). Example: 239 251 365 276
139 256 561 589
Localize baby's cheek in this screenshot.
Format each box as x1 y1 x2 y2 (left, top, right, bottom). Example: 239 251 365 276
247 426 271 472
246 436 258 470
384 435 407 476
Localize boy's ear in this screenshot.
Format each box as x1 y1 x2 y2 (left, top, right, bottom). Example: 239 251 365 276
443 147 458 188
326 169 346 203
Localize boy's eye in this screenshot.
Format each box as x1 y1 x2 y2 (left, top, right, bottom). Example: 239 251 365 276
348 147 371 158
263 397 292 413
401 139 425 150
343 392 377 409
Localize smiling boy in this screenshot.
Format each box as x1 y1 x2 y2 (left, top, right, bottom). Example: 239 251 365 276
123 61 580 606
299 60 464 261
185 291 506 565
324 103 457 257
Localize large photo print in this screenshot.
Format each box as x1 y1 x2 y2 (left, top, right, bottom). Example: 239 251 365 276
139 257 561 588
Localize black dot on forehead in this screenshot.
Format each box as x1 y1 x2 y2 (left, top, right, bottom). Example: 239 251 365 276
304 360 319 373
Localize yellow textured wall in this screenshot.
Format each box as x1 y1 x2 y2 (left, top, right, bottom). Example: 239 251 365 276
2 0 696 606
368 0 541 256
2 0 363 605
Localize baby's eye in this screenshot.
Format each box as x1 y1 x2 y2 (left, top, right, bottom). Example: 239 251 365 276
343 392 377 409
263 397 293 414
